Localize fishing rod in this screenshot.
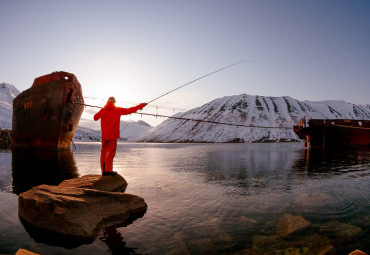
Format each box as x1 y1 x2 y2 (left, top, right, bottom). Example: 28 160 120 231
76 59 293 128
84 97 188 112
146 59 247 104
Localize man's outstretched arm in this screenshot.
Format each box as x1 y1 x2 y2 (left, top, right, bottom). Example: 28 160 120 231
119 103 147 115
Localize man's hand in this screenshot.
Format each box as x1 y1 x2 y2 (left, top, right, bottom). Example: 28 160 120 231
139 103 147 110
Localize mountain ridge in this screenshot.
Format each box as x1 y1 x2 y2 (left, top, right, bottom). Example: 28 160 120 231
138 93 370 143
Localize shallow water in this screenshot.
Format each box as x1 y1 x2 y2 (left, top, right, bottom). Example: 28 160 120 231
0 142 369 254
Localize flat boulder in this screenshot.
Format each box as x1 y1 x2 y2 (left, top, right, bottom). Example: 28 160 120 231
58 174 127 192
18 184 147 246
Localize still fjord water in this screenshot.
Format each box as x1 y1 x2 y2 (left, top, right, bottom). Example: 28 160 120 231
0 142 369 254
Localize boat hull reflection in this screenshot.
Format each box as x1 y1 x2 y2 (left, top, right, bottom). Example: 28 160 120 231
12 147 78 195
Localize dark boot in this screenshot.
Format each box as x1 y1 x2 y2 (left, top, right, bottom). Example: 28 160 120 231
103 171 117 176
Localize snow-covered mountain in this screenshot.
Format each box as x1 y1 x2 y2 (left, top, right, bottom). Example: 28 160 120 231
73 126 101 141
119 120 152 141
0 83 20 129
138 94 370 143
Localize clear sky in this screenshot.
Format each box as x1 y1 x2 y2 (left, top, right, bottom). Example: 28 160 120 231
1 0 369 126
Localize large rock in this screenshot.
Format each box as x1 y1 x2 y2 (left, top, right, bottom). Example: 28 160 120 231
276 213 310 237
18 184 147 246
58 174 127 192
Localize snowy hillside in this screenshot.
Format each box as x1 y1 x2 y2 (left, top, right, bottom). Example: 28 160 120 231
138 94 370 143
73 126 101 141
74 120 152 142
0 83 20 129
119 120 152 141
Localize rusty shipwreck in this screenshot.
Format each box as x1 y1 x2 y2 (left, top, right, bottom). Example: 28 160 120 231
12 71 84 149
294 118 370 149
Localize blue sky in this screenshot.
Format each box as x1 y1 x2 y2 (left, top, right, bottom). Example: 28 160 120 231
1 0 369 125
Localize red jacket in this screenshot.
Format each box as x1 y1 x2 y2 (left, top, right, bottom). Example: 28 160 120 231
94 102 145 141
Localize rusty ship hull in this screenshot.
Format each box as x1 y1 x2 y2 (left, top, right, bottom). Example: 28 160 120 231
12 72 84 149
294 119 370 149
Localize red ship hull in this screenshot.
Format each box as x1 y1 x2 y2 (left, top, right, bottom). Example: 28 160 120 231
294 119 370 149
12 72 84 149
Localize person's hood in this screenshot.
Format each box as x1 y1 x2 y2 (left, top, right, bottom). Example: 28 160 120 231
104 101 116 111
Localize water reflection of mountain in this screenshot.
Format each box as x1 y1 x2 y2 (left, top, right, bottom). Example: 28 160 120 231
197 144 369 193
202 145 302 181
12 147 79 195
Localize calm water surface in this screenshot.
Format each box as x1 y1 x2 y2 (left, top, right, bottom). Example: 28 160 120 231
0 142 369 254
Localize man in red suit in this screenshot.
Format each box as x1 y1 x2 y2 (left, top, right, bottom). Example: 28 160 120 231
94 97 147 176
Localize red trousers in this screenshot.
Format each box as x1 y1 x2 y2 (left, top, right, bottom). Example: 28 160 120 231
100 139 117 173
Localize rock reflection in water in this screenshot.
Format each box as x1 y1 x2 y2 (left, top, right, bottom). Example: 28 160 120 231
12 147 79 194
20 205 146 250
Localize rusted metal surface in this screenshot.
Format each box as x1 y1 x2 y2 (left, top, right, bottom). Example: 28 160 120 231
12 71 84 149
294 119 370 149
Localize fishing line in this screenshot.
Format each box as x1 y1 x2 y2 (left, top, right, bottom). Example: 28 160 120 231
133 112 293 129
146 59 247 104
75 102 292 129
